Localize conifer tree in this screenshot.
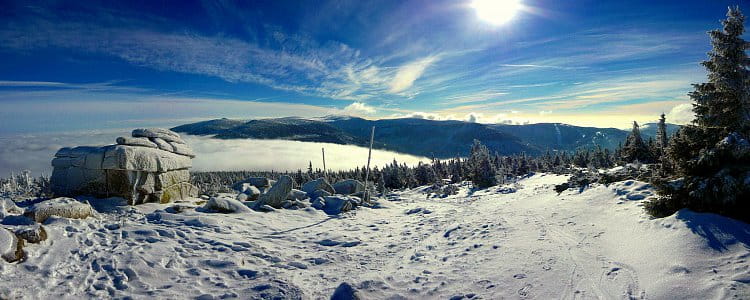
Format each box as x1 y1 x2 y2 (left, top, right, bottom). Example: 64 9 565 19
654 7 750 220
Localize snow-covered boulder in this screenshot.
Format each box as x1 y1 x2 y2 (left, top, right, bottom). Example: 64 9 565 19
322 196 354 215
238 184 261 201
203 197 252 213
254 176 294 209
302 178 335 195
287 189 307 201
333 179 365 195
0 229 23 263
24 197 93 223
51 128 198 205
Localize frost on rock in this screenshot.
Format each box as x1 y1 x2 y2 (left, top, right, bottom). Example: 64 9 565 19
50 128 198 205
25 197 93 223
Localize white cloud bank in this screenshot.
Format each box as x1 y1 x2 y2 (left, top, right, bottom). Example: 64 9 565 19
0 131 429 177
666 103 695 125
343 102 376 115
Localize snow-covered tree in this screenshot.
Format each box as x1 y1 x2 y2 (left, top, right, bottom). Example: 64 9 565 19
621 121 653 163
469 140 498 188
653 7 750 221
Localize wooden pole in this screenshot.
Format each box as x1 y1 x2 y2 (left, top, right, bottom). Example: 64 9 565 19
363 126 375 203
322 147 327 179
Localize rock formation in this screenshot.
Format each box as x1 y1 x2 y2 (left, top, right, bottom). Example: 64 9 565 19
50 128 198 205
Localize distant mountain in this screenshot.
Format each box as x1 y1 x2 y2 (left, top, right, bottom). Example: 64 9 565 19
172 117 367 145
171 116 681 158
639 122 681 140
489 123 627 151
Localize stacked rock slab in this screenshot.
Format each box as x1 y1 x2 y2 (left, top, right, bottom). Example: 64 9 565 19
51 128 198 205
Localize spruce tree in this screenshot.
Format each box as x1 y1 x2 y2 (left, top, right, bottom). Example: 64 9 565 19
469 140 498 188
621 121 653 163
654 7 750 220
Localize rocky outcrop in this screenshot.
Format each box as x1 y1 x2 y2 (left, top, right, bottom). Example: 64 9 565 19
51 128 198 205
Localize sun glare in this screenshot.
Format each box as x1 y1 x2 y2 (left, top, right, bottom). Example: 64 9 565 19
471 0 522 26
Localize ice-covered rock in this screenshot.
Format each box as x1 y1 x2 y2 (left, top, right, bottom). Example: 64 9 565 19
203 197 252 214
333 179 365 195
51 128 198 205
131 128 185 144
116 136 157 148
0 228 24 263
254 175 294 209
24 197 93 223
302 178 335 195
149 137 175 152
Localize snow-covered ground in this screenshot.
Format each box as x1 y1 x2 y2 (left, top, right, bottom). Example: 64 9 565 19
1 174 749 299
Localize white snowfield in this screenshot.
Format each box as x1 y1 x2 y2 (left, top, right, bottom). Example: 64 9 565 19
1 174 749 299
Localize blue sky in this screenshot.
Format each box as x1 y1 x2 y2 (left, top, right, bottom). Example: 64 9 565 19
0 0 748 133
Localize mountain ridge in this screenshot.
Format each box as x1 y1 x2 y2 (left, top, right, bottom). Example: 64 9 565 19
171 116 679 158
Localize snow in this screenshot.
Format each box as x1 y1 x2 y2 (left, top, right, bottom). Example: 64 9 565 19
0 174 748 299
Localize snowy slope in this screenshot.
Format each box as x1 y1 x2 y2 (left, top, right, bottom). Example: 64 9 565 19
1 174 748 299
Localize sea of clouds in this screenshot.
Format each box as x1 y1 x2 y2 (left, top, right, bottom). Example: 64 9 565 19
0 130 428 177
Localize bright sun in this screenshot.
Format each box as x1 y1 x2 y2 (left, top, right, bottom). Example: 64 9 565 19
471 0 522 26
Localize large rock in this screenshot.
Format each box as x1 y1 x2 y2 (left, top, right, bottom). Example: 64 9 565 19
203 197 252 213
254 176 294 209
51 128 198 205
0 229 24 263
322 196 354 215
302 178 335 195
101 145 191 172
132 128 185 144
333 179 365 195
25 197 93 223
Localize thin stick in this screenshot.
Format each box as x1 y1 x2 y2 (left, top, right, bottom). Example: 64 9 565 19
322 148 327 179
363 126 375 203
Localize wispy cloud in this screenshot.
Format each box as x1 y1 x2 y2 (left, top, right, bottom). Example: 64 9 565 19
389 56 439 94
